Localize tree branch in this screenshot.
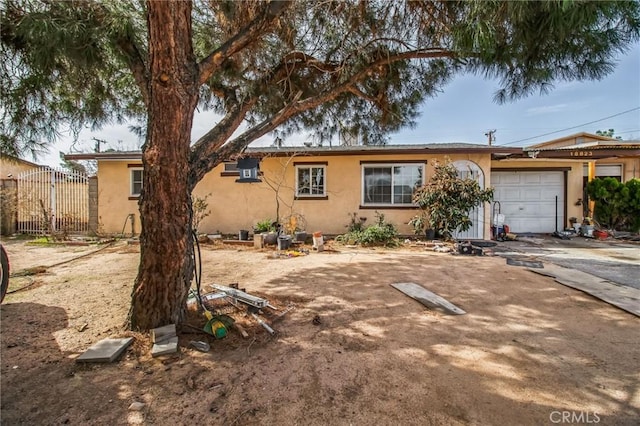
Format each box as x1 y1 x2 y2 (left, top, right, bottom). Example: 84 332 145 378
188 97 258 186
198 0 290 85
347 85 377 103
116 36 150 106
199 91 305 176
189 47 459 185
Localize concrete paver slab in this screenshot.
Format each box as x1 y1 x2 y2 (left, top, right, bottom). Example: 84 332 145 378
76 337 134 363
529 264 640 317
506 258 543 268
151 324 176 343
151 336 179 357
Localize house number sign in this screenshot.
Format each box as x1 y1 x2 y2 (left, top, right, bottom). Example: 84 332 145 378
570 151 593 157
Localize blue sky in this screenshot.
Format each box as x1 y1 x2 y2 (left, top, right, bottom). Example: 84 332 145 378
391 42 640 148
42 42 639 167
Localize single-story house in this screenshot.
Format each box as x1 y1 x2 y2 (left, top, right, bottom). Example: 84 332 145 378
64 132 640 239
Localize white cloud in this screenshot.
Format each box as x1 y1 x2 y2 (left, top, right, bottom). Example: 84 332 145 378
525 104 569 116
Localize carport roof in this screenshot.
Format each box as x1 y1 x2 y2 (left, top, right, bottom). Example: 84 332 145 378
525 140 640 159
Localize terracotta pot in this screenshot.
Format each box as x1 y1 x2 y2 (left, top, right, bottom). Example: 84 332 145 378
593 230 608 240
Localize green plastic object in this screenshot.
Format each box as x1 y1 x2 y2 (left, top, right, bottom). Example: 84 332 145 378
204 319 227 339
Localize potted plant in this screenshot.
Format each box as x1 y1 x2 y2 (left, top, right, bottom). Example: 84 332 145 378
408 214 435 239
254 218 278 245
284 213 308 243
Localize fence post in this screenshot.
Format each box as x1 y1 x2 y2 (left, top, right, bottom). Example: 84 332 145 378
89 176 98 235
0 179 17 235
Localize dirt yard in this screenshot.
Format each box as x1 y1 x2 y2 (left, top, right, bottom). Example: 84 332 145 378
1 238 638 425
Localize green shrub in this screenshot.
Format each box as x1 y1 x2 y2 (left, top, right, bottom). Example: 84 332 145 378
410 159 493 240
254 218 276 233
336 212 399 247
586 178 640 231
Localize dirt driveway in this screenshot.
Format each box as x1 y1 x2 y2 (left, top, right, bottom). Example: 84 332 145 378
1 239 638 425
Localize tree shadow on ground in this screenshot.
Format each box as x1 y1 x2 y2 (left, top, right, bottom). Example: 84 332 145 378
213 252 640 425
0 302 142 425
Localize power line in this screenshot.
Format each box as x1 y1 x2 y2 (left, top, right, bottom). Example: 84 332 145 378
496 106 640 146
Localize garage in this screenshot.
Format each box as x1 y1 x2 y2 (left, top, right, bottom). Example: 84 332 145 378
491 170 565 234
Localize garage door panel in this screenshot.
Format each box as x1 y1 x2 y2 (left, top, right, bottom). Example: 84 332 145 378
500 201 556 217
494 173 521 184
491 171 564 233
523 174 543 184
523 188 543 200
542 173 564 184
497 188 521 199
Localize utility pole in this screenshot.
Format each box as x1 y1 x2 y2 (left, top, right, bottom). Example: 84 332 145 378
485 129 496 146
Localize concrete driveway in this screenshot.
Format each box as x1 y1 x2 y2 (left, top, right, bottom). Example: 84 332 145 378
494 234 640 290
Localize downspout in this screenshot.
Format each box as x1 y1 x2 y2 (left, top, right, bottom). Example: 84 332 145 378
563 170 568 229
587 161 596 217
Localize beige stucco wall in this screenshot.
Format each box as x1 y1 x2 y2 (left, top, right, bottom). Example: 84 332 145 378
96 154 600 237
194 152 494 237
595 157 640 181
96 160 143 235
490 159 585 227
97 153 495 237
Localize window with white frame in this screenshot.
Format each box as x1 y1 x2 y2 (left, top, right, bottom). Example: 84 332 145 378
362 163 423 205
296 165 326 197
130 168 143 197
223 162 239 174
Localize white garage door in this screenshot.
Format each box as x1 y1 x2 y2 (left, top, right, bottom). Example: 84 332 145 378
491 171 564 234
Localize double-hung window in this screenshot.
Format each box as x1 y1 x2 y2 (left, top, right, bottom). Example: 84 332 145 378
130 168 143 197
295 164 326 198
362 163 423 206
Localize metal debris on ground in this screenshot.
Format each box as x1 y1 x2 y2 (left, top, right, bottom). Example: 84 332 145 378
273 304 295 321
456 242 483 256
251 312 276 335
187 283 295 340
211 284 269 308
391 282 466 315
189 340 211 352
312 315 322 325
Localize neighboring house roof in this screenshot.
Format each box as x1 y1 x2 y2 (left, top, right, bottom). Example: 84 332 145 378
526 132 618 149
65 144 521 162
1 153 45 178
0 153 42 168
525 139 640 159
533 140 640 151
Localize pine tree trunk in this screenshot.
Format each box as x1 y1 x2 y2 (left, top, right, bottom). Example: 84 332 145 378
129 1 199 330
